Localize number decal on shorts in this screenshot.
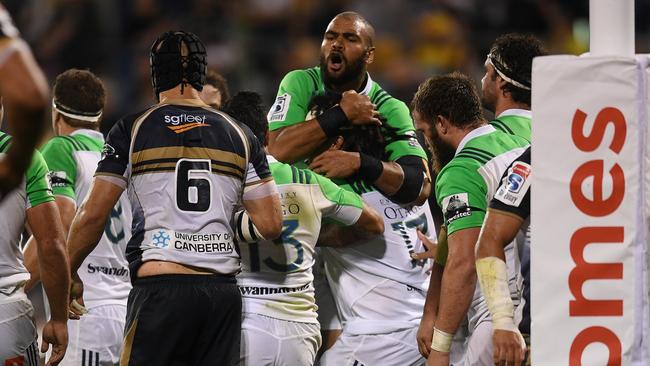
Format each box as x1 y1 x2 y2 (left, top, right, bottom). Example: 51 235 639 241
175 159 212 212
247 219 302 272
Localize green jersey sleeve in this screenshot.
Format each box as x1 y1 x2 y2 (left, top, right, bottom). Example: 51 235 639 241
268 69 315 132
378 98 428 161
40 137 77 200
435 162 487 236
26 150 55 209
312 171 363 226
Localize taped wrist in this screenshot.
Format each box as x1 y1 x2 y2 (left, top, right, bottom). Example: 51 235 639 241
430 327 453 353
316 105 348 137
476 257 517 332
234 210 264 243
358 153 384 183
388 157 425 204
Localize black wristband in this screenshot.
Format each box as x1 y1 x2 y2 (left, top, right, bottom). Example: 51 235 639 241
317 105 348 137
359 153 384 183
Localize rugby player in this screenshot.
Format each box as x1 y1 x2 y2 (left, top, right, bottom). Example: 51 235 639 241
65 31 282 366
267 11 430 206
476 147 532 366
24 69 132 365
199 68 230 109
411 73 528 366
223 91 384 366
316 124 437 366
0 5 50 200
0 128 70 364
481 33 546 142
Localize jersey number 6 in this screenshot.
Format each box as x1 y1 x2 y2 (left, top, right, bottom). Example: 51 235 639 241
175 159 212 212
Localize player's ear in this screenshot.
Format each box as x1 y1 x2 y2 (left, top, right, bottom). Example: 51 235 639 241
365 47 375 65
436 115 450 135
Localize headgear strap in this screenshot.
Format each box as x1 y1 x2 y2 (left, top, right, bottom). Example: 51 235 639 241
52 99 102 122
487 52 531 91
150 31 207 97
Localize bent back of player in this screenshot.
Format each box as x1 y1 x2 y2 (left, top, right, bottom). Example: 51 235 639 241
224 92 383 366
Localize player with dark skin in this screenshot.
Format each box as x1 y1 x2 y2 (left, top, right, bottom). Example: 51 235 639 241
268 12 430 205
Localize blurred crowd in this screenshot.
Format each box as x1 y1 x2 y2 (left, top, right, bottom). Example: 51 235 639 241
3 0 650 132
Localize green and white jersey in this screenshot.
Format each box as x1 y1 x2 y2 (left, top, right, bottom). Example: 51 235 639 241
435 125 528 330
237 156 363 324
40 129 132 308
0 132 54 288
268 66 427 165
491 109 531 143
321 188 436 334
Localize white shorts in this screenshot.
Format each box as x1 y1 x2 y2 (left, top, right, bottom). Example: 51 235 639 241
240 312 321 366
0 290 40 366
450 320 493 366
319 327 425 366
58 304 126 366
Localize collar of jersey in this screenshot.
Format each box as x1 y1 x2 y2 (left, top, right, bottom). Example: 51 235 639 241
455 124 496 156
496 108 531 119
266 154 279 164
70 128 104 141
158 98 210 108
358 72 373 95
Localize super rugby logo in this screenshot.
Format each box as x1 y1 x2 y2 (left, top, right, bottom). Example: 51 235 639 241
507 162 531 193
268 93 291 122
164 114 208 134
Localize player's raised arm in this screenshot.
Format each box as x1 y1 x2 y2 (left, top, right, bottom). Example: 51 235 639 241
0 6 49 199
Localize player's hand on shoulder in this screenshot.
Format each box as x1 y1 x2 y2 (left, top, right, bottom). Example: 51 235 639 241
340 90 381 126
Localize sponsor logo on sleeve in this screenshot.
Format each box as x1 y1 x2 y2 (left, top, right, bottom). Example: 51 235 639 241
268 93 291 122
495 161 531 207
101 143 116 160
442 192 472 224
48 171 67 187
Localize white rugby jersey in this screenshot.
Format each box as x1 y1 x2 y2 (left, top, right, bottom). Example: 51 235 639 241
321 190 436 334
237 156 363 323
0 132 54 290
96 99 272 278
41 129 132 308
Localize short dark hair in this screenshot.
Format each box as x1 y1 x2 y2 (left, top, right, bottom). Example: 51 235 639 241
489 33 547 105
53 69 106 129
205 68 230 105
411 72 483 128
223 91 267 146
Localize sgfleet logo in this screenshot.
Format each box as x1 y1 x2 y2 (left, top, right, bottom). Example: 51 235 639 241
164 114 208 134
567 106 626 365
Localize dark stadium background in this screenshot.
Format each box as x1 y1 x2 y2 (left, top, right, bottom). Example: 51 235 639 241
3 0 649 134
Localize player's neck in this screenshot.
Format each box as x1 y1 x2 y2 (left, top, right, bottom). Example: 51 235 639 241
57 122 94 136
494 98 530 118
327 72 367 94
159 85 203 103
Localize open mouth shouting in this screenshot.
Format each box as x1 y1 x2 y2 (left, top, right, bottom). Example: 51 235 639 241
328 52 345 73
